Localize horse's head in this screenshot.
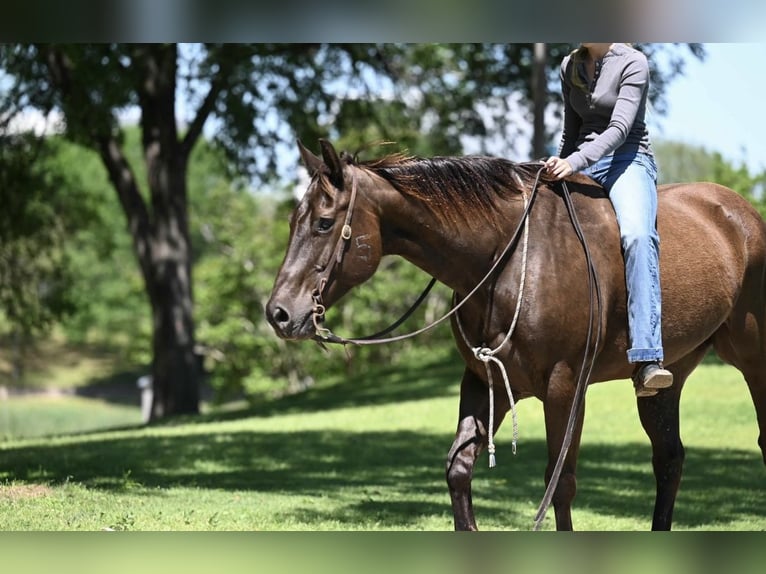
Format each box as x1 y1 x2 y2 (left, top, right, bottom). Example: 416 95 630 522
266 139 383 340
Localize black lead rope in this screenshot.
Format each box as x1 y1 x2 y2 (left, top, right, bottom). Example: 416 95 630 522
356 277 438 341
532 179 604 530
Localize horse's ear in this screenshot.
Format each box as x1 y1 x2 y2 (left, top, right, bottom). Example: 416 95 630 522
297 140 325 176
319 138 344 191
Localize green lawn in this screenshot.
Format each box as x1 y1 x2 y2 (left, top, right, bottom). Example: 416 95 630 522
0 355 764 531
0 395 142 441
0 336 137 391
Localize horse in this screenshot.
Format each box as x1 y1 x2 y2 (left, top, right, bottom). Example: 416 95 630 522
266 139 766 530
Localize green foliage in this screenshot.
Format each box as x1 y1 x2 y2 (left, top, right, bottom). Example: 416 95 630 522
0 135 84 340
655 139 766 217
38 135 151 364
193 188 294 401
0 45 136 146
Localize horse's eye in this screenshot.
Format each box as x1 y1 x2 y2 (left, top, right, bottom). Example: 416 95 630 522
315 217 334 233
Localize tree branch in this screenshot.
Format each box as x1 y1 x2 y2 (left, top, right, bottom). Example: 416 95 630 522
180 45 236 158
181 76 225 158
44 45 153 276
97 135 153 277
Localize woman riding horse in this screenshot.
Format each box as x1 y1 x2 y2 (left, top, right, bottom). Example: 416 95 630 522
545 43 673 397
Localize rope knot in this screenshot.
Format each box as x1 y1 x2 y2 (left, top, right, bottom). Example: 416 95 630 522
473 346 494 362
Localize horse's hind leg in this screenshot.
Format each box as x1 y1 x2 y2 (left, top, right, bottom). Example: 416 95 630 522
446 367 506 531
742 368 766 466
713 319 766 466
636 346 707 530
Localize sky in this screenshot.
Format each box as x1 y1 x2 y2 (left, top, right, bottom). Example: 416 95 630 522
651 42 766 175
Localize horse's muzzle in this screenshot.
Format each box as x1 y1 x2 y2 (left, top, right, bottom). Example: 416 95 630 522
265 297 314 340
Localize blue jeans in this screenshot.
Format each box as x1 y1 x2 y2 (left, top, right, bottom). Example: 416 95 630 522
581 152 664 364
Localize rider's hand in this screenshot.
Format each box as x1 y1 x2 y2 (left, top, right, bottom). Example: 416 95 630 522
544 156 574 180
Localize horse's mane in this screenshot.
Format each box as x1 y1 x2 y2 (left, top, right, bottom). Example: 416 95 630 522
352 152 548 227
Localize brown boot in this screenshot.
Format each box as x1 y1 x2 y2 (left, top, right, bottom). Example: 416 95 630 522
632 362 673 398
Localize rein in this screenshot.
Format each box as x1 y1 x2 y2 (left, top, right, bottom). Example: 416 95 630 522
532 178 603 531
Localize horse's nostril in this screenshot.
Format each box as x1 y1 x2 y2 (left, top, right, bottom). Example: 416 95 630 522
266 298 298 338
272 305 290 326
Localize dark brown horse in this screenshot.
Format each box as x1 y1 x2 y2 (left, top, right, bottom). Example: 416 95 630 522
266 139 766 530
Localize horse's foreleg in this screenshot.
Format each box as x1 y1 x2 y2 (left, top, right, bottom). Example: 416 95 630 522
636 350 702 530
446 367 502 531
636 388 684 530
542 364 585 531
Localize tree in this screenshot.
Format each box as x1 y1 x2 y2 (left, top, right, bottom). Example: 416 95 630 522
0 44 242 418
0 135 86 381
0 43 704 416
654 139 766 216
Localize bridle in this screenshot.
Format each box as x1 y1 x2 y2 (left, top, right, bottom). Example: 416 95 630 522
306 161 604 530
310 166 360 342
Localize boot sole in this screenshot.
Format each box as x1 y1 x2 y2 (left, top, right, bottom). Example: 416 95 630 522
635 387 659 398
643 370 674 390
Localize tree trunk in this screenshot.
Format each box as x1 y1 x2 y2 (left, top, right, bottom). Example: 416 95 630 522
138 45 200 419
147 233 200 418
532 43 548 159
95 45 200 419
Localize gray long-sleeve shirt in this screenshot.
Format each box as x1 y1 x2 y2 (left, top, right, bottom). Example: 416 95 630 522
558 43 654 173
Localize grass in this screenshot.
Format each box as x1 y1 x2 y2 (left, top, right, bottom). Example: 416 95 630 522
0 336 144 442
0 352 764 531
0 395 142 441
0 335 138 391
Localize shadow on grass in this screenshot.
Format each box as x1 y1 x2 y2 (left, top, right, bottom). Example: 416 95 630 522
4 349 764 529
54 348 465 429
181 350 466 426
2 422 764 529
72 369 145 407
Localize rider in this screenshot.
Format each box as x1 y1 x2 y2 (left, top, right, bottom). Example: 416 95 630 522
544 43 673 398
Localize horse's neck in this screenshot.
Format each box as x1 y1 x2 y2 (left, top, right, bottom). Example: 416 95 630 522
375 184 520 294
